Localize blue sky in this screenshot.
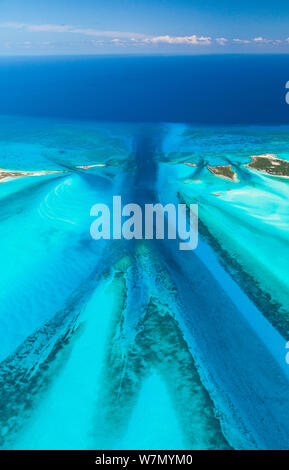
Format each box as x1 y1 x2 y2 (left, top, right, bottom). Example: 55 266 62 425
1 0 289 55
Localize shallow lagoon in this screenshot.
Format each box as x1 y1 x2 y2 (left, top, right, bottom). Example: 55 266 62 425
1 116 289 449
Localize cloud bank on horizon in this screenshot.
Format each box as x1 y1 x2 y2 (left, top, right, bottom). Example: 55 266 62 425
1 21 289 54
1 0 289 55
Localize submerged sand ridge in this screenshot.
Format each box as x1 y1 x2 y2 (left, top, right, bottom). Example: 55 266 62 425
2 152 289 186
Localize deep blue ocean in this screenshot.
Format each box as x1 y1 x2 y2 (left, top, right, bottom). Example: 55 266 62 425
0 55 289 124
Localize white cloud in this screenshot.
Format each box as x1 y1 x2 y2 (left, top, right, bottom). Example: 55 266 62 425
90 40 105 47
28 24 72 33
144 34 212 45
0 22 287 50
216 37 228 46
253 37 274 43
110 38 126 46
233 38 251 44
0 22 144 39
23 41 32 49
253 37 283 45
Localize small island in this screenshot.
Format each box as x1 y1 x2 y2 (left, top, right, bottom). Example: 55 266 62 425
183 162 197 167
0 169 62 183
243 154 289 177
75 164 106 169
207 164 238 182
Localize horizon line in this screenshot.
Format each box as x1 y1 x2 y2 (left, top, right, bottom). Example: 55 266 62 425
1 51 289 58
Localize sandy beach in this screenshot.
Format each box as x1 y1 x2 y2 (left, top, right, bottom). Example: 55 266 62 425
243 154 289 178
0 169 62 183
207 164 239 182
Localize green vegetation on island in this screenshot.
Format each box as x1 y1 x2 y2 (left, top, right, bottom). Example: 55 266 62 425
244 154 289 177
207 164 238 182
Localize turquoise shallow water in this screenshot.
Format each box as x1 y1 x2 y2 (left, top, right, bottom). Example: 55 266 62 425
1 116 289 450
161 124 289 331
